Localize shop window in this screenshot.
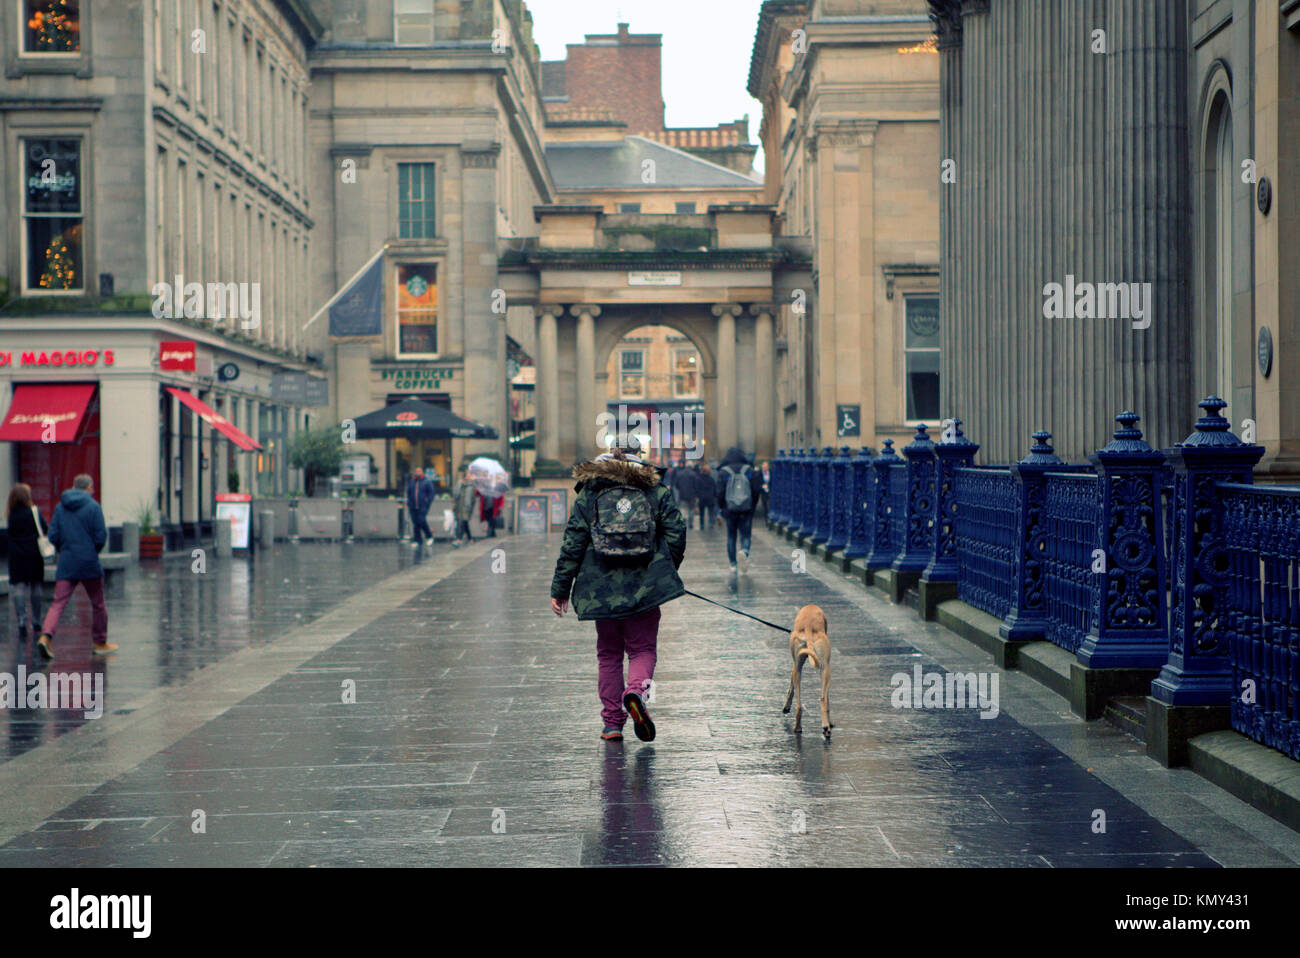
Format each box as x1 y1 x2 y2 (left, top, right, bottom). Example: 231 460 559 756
675 202 696 214
398 162 436 239
672 347 699 398
618 203 641 214
396 263 438 356
23 137 83 293
394 0 434 46
619 349 645 399
22 0 79 53
904 295 940 422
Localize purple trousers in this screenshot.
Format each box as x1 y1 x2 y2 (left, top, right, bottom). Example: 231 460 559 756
594 606 660 729
42 577 108 645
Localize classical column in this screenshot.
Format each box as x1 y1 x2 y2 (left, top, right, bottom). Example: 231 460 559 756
712 304 741 453
751 304 776 459
537 306 563 461
571 305 601 454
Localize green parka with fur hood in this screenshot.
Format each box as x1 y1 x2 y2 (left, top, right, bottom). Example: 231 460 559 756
549 455 687 621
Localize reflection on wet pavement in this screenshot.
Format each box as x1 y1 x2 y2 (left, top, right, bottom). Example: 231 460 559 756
0 543 426 761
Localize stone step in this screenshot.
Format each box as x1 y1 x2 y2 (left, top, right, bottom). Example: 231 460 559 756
1104 695 1148 743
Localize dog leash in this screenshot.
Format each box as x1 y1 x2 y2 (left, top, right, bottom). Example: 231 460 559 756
682 589 790 634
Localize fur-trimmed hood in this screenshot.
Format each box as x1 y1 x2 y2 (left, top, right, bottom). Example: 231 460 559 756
572 456 663 490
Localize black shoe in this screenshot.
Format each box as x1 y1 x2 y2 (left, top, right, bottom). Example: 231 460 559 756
623 691 656 742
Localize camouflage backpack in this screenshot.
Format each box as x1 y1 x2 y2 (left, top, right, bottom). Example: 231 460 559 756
591 484 656 561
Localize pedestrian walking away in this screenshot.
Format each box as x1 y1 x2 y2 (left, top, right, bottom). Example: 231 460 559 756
715 446 764 574
549 435 687 742
6 483 48 641
406 467 435 550
37 474 112 659
690 463 715 531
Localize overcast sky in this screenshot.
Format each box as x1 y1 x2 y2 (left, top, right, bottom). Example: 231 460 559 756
523 0 767 171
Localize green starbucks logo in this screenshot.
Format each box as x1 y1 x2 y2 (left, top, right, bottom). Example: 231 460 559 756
405 275 428 298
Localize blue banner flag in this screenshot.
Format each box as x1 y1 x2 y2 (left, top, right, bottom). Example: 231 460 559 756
327 250 385 337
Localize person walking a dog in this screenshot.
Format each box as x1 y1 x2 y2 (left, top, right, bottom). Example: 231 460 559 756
549 435 687 743
715 446 764 574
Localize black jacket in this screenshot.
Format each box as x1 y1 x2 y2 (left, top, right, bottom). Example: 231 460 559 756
7 505 47 585
714 447 764 514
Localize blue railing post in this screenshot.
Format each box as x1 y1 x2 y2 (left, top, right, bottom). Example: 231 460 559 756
1151 397 1265 706
810 446 834 545
922 418 979 583
842 445 876 561
891 424 937 576
1076 412 1170 670
791 448 811 537
1000 431 1063 643
826 446 853 553
770 450 786 525
865 439 901 570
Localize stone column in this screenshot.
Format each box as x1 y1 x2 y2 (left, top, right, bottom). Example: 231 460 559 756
751 304 776 459
537 306 563 461
712 304 741 453
571 305 601 454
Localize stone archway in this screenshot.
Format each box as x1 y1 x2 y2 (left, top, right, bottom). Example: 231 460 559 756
595 310 717 463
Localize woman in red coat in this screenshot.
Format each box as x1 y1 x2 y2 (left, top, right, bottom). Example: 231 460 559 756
477 488 504 538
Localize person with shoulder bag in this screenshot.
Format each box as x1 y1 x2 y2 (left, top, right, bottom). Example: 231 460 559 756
6 483 50 640
549 436 687 743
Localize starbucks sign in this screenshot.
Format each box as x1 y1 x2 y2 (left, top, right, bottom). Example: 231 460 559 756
379 366 456 390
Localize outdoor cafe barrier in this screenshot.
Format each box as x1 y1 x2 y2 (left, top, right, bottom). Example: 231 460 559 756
770 397 1298 763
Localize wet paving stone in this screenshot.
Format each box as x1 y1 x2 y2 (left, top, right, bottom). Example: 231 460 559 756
0 542 428 760
0 524 1291 865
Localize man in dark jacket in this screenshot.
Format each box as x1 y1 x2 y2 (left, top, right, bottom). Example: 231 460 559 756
715 446 764 574
406 467 435 550
550 437 687 743
37 474 111 659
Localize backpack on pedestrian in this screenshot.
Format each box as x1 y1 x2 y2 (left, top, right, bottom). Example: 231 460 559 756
722 464 754 512
590 484 656 562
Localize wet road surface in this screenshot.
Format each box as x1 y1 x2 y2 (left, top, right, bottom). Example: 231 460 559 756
0 524 1298 866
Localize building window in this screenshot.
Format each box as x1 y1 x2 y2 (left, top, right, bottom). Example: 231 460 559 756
394 0 434 45
22 137 83 293
398 163 436 239
22 0 79 52
619 202 641 214
396 263 438 356
619 349 645 399
672 347 699 398
904 296 940 422
675 202 696 214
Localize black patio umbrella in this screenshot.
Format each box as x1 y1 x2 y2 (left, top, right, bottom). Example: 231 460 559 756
350 398 499 440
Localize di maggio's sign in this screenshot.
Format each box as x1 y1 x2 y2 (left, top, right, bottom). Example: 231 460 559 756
0 350 116 367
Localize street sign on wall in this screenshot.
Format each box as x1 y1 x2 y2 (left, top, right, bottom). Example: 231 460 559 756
836 404 861 437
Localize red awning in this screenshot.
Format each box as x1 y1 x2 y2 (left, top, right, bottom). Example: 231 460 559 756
0 383 96 442
165 387 263 451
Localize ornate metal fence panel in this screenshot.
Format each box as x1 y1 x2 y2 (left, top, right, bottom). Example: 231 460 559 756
1043 472 1101 654
887 462 908 556
954 466 1017 620
1221 483 1300 761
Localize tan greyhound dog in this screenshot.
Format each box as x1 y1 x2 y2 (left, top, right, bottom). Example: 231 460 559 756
782 604 832 739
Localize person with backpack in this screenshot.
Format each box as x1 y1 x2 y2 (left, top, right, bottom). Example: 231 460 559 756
715 446 765 574
549 436 687 743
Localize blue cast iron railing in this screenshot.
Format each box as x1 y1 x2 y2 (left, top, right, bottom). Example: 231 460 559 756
768 398 1299 763
1042 472 1100 655
1220 483 1300 761
954 466 1017 620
